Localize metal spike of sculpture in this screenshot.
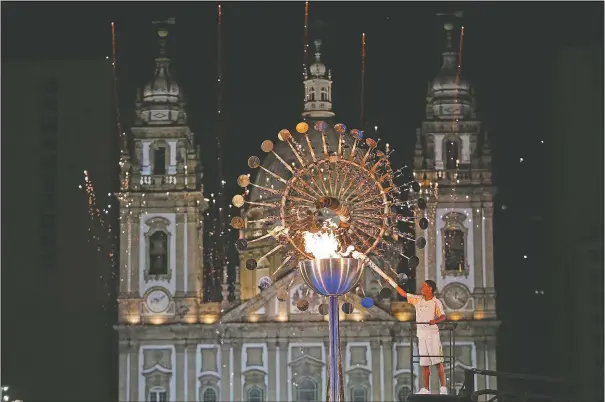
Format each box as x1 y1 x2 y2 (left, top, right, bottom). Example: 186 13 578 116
232 121 428 401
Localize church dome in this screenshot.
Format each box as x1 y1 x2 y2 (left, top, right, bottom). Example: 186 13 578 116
142 58 182 104
430 22 473 120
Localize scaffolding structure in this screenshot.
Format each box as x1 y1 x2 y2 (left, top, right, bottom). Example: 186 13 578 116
409 322 459 395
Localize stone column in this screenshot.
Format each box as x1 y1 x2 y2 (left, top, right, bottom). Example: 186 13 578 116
487 339 498 390
267 341 277 401
434 134 444 170
119 213 130 295
118 342 129 402
187 346 196 402
186 208 198 295
221 344 231 402
175 343 185 401
130 343 140 402
483 204 497 317
370 341 381 401
175 213 185 296
461 134 471 164
427 206 438 282
278 341 288 402
474 340 487 392
131 214 141 298
233 342 243 401
383 340 394 401
472 203 484 290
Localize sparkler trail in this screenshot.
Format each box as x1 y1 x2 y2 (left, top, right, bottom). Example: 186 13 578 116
360 33 366 128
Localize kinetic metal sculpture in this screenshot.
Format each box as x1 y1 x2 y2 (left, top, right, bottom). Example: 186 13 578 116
232 121 427 401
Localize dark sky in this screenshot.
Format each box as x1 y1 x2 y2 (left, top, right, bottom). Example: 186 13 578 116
2 1 603 401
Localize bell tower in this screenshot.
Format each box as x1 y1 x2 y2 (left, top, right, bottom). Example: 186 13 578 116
413 15 498 392
116 19 208 327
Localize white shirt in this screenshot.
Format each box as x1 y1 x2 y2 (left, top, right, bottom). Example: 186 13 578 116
406 294 445 336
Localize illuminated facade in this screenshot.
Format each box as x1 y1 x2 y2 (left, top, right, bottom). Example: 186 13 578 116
116 18 498 402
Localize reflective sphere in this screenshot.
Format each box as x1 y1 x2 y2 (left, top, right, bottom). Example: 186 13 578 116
296 299 310 312
276 289 288 302
419 217 429 230
298 258 364 296
318 303 329 315
342 302 354 314
379 287 392 299
235 238 248 252
246 259 257 270
361 297 374 309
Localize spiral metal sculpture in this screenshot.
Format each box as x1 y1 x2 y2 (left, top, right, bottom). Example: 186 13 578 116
232 121 428 401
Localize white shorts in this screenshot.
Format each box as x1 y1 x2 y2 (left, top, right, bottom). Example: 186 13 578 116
418 332 444 366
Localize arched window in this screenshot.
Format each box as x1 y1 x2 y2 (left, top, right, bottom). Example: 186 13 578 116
149 231 169 275
247 386 264 402
444 228 465 272
445 140 459 169
149 386 167 402
296 377 318 401
320 87 328 101
202 387 217 402
351 385 368 402
397 386 412 402
154 146 167 175
308 88 316 102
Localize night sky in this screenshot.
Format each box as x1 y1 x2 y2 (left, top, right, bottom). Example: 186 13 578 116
2 2 603 401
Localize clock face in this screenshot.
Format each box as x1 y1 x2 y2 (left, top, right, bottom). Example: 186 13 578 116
443 285 469 310
146 289 170 313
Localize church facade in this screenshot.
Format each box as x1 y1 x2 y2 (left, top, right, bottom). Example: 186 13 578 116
116 18 498 402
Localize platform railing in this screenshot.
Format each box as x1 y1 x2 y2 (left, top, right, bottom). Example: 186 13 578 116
409 321 458 395
459 368 572 402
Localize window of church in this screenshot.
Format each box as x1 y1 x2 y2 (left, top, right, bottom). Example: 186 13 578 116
308 88 316 102
444 229 465 272
445 140 459 169
320 87 328 101
351 385 368 402
247 386 264 402
397 386 412 402
296 377 319 401
202 387 217 402
149 231 169 275
149 387 167 402
154 147 167 175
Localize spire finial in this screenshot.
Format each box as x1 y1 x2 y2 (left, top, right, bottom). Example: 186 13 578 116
152 17 175 56
314 39 322 61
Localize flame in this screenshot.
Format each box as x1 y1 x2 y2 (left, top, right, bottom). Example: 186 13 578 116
303 231 340 259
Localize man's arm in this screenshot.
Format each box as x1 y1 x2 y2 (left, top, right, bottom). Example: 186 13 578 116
429 299 447 325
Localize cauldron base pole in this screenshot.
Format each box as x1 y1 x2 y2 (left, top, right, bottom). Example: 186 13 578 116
328 295 341 401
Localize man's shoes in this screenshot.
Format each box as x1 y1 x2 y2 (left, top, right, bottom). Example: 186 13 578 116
440 386 448 395
416 388 431 394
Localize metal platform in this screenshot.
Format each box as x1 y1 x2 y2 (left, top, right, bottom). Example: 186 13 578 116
407 394 462 402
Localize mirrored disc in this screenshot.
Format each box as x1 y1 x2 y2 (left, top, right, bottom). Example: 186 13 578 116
416 237 427 249
408 256 419 269
246 259 257 270
379 288 392 299
411 181 421 192
361 297 374 309
342 302 354 314
235 238 248 252
296 299 309 312
418 198 427 210
419 217 429 230
318 303 329 315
